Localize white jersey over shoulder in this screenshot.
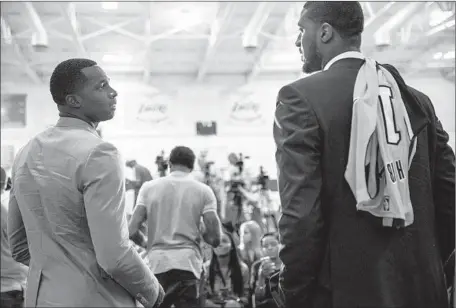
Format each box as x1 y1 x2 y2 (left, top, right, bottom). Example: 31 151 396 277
345 58 417 228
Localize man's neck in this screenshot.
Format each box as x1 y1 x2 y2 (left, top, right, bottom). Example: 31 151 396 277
321 46 361 71
170 166 191 173
58 110 99 128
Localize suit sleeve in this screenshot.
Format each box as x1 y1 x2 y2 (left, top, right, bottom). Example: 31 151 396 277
273 84 325 306
81 142 160 307
432 114 455 266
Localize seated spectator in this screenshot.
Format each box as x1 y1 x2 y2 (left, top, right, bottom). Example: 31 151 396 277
203 231 249 307
238 221 263 269
251 233 282 308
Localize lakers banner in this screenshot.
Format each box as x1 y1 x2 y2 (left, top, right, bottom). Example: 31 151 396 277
227 91 264 124
122 92 177 135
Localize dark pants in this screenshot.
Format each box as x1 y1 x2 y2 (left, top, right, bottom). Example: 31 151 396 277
155 269 200 308
0 290 24 308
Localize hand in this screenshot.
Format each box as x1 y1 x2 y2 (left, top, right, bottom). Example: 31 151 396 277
260 259 277 278
151 284 165 308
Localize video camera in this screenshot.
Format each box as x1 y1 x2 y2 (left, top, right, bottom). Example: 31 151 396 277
257 166 269 190
202 161 215 185
155 150 168 177
228 153 248 207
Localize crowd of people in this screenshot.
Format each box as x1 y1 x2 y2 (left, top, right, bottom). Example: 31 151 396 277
1 2 455 308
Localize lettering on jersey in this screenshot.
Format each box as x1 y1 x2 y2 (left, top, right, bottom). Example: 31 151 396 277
395 160 405 180
379 86 401 145
386 160 405 183
382 196 390 212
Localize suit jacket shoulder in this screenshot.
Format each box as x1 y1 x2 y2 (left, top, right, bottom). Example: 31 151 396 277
279 62 364 133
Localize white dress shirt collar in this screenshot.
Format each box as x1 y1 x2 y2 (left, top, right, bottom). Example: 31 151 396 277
323 51 365 71
56 116 98 134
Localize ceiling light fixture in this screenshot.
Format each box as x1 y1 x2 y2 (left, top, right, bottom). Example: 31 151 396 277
433 52 443 59
443 50 455 59
102 2 118 10
429 9 453 27
426 18 455 36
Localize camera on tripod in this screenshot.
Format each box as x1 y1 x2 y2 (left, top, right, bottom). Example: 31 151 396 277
202 161 215 185
257 166 269 190
155 150 168 177
228 153 248 207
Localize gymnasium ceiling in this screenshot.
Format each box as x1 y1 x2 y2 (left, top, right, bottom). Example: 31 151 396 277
1 1 455 85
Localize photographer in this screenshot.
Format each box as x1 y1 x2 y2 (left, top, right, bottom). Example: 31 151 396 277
225 153 254 231
155 151 169 178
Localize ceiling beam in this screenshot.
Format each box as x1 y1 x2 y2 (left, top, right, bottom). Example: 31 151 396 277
80 18 139 41
374 2 425 45
363 2 375 19
196 3 235 82
364 2 396 29
142 3 154 84
2 17 42 84
143 5 207 83
82 16 146 42
60 3 87 57
425 17 455 36
13 17 63 38
1 15 12 44
246 3 294 83
241 3 273 52
23 2 48 46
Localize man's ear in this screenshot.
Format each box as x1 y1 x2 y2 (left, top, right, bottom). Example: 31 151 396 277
319 23 334 44
64 94 82 108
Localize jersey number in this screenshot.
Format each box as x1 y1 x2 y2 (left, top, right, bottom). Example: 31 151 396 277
379 86 401 145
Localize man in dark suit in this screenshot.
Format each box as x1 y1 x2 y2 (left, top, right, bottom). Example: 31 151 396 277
273 2 455 308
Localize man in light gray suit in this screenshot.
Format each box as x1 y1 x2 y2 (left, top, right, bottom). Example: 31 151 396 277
7 58 164 307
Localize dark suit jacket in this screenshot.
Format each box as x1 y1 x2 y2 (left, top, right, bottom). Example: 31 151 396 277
273 58 455 308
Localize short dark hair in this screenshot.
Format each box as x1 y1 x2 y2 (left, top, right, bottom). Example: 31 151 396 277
169 146 196 170
261 232 280 246
303 2 364 46
50 58 97 105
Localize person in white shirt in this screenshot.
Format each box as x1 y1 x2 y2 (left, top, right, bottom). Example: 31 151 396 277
129 146 223 308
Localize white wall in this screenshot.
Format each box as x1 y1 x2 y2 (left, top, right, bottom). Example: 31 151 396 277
404 74 455 152
0 78 283 174
404 74 455 133
1 74 454 176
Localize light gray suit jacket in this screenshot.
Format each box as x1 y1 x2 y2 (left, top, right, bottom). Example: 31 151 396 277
7 117 160 307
